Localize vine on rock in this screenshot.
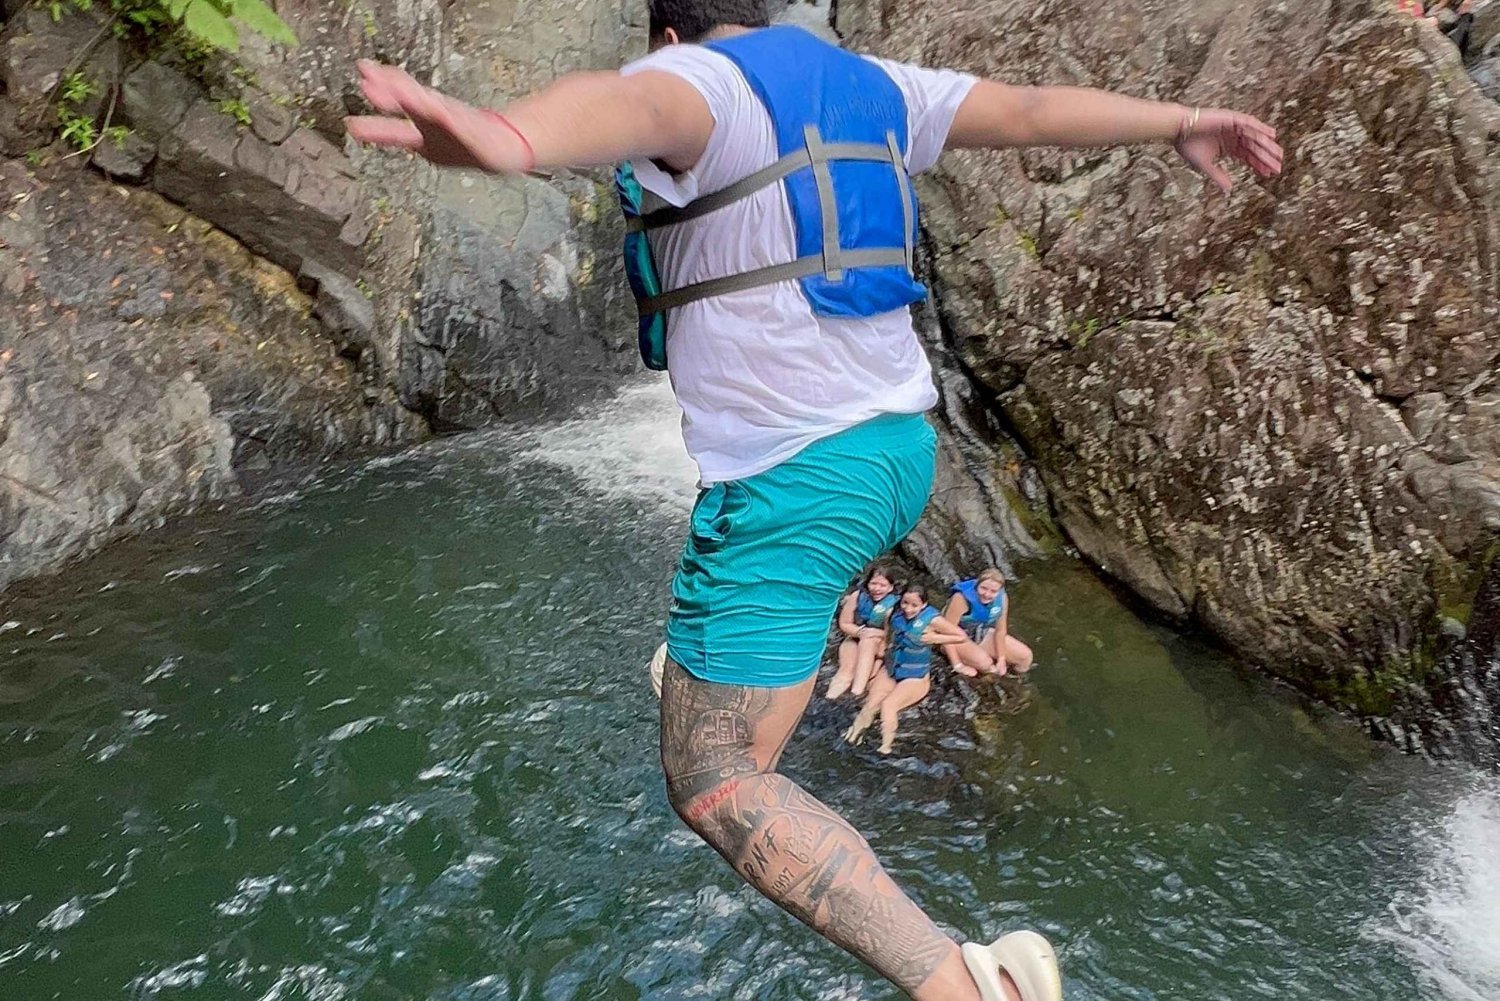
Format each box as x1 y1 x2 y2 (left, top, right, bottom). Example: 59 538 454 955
45 0 296 52
37 0 298 155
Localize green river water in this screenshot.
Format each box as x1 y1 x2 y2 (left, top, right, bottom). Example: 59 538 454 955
2 378 1497 1001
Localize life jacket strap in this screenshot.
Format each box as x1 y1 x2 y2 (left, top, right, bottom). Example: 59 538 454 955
636 247 911 316
887 131 916 273
628 125 918 319
804 125 844 280
625 135 909 234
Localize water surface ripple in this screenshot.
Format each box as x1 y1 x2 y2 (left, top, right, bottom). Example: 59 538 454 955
1 378 1494 1001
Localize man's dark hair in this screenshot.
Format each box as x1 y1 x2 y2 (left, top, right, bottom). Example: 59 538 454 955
648 0 771 41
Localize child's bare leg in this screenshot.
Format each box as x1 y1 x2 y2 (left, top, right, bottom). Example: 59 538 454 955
951 638 999 676
877 677 931 754
1003 636 1035 674
851 632 884 696
942 643 977 678
845 671 896 744
826 638 859 700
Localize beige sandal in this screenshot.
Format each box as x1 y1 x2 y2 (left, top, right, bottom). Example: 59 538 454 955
648 643 668 699
961 930 1062 1001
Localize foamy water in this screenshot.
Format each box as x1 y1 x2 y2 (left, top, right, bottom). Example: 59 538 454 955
775 0 838 39
1371 779 1500 1001
522 375 699 512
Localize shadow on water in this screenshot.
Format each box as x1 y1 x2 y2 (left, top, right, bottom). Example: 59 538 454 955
1 377 1496 1001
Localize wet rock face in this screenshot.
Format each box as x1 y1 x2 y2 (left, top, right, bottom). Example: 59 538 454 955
840 0 1500 758
0 0 641 591
2 0 638 429
0 159 423 591
900 282 1059 583
259 0 640 430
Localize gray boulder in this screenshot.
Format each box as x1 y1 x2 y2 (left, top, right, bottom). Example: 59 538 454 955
237 0 639 429
0 159 422 591
0 0 644 594
840 0 1500 760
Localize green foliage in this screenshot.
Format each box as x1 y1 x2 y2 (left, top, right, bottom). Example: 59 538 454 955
24 148 50 168
1016 231 1040 260
42 0 298 53
58 69 100 152
60 71 98 104
40 0 297 156
1077 317 1100 348
58 107 98 151
217 96 251 125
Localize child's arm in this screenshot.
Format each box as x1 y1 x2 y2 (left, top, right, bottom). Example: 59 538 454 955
938 595 967 663
837 593 861 639
922 617 972 647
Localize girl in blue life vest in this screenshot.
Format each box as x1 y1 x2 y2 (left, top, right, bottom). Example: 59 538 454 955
825 567 899 701
843 585 974 755
941 567 1034 678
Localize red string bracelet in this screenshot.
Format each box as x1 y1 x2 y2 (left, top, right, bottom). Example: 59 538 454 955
482 109 537 172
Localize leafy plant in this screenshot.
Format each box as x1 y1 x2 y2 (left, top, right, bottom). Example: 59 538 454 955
217 96 251 125
179 0 298 51
59 108 98 151
39 0 298 158
42 0 298 53
60 71 98 104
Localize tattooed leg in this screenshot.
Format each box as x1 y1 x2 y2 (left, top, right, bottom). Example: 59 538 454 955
659 658 1004 1001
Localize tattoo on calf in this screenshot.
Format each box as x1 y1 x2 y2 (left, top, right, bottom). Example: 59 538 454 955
657 658 953 995
726 780 953 992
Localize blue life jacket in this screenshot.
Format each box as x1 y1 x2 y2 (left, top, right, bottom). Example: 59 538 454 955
888 605 940 680
854 589 897 629
614 26 926 371
953 579 1004 638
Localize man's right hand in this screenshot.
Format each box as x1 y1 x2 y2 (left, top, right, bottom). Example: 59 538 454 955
1173 108 1283 194
345 60 533 173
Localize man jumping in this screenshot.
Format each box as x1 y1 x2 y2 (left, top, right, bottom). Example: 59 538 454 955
346 2 1283 997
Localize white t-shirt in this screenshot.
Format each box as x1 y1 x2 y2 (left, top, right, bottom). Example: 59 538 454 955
619 43 977 485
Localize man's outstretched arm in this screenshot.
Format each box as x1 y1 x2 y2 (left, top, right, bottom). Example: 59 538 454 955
946 81 1283 192
345 61 713 174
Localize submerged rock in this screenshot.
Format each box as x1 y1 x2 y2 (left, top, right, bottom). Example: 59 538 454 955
840 0 1500 762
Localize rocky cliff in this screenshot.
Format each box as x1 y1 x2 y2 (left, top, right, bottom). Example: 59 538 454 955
840 0 1500 761
0 0 638 590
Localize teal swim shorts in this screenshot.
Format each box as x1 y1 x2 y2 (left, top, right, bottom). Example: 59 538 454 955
666 412 937 688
